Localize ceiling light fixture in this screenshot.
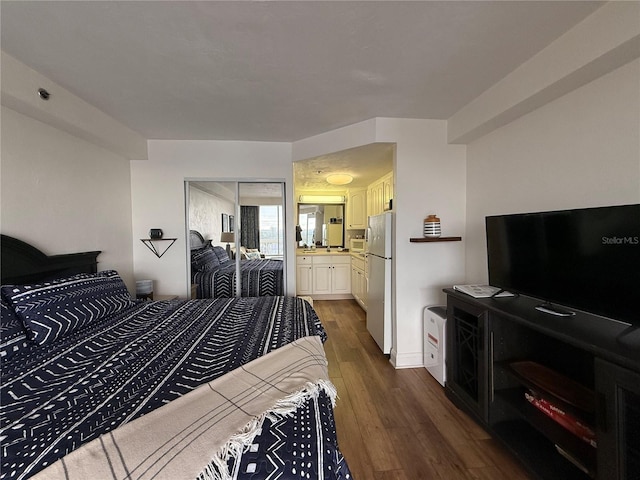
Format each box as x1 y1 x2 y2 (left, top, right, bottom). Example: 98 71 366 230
326 173 353 185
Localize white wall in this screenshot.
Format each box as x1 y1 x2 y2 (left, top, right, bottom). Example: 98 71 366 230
376 119 466 367
130 140 293 298
1 106 135 289
1 52 147 160
465 59 640 284
448 1 640 144
293 118 467 368
189 185 234 245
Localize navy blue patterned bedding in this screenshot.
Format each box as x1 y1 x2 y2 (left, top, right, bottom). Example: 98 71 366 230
220 390 351 480
0 296 350 480
193 258 284 298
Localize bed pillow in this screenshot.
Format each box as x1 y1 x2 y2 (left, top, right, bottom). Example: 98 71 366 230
0 295 29 359
245 251 262 260
212 246 231 263
191 247 220 272
2 270 134 346
230 245 247 259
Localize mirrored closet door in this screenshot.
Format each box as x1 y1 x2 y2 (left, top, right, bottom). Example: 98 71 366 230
186 180 285 298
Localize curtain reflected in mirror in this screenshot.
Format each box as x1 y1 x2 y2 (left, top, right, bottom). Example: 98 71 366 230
240 206 260 250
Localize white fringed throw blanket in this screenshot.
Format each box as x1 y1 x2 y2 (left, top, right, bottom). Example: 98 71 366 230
32 335 334 480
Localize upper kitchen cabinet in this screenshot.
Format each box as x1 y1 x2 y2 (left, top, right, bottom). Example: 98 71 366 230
347 188 367 229
367 172 393 217
383 173 393 211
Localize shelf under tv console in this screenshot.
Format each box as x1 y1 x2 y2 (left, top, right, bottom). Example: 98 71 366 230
443 288 640 480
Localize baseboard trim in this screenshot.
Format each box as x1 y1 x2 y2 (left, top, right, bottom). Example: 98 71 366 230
390 349 424 369
309 294 354 300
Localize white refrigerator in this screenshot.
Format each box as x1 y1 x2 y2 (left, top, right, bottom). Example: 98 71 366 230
366 212 392 354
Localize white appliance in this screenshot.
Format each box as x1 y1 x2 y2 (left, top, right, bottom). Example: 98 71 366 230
366 212 392 354
423 305 447 386
324 223 342 246
349 238 366 252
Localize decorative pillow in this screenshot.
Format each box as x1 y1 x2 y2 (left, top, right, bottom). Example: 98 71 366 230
2 270 134 346
230 246 247 259
0 295 29 359
212 246 231 263
245 251 262 260
191 247 220 272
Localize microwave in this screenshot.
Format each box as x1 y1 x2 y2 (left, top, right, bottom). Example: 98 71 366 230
350 238 366 252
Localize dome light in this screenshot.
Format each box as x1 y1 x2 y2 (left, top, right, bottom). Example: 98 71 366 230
326 173 353 185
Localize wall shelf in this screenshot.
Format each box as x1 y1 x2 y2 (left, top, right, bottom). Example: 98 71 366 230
141 238 177 258
410 236 462 243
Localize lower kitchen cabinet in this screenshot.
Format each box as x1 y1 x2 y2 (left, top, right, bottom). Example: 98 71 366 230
296 254 351 299
296 255 313 295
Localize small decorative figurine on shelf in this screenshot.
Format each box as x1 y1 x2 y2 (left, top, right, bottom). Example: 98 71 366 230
424 214 441 238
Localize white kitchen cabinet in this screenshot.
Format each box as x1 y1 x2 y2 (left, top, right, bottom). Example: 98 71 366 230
312 255 351 295
351 253 367 311
312 264 332 294
331 263 351 294
367 172 393 217
296 256 313 295
297 254 351 298
347 188 367 229
382 172 393 211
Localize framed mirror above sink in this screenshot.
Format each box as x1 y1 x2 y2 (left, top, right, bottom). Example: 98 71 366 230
297 203 345 248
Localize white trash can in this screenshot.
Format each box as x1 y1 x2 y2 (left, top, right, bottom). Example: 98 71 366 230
423 305 447 386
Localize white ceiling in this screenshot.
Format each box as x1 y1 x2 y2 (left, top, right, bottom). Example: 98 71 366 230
1 1 605 194
1 1 604 144
294 143 394 190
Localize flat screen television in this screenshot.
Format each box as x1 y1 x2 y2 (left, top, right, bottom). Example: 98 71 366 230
486 204 639 324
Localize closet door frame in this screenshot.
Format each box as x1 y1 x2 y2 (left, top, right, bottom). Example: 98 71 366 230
184 178 287 298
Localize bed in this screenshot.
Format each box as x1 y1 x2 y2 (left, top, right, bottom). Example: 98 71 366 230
0 235 352 480
189 230 284 298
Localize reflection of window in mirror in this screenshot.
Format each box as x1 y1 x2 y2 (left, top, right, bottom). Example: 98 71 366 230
256 205 283 256
238 182 285 260
297 204 344 247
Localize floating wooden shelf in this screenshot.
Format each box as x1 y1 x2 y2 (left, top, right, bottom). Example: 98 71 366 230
410 236 462 243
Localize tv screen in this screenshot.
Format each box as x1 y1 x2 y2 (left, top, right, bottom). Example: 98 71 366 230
486 204 640 324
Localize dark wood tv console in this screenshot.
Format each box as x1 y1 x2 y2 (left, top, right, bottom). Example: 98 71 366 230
444 288 640 480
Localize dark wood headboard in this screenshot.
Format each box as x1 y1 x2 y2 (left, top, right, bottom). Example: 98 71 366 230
189 230 211 250
1 235 101 285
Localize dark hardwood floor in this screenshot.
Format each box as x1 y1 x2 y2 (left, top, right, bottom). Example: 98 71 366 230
314 299 532 480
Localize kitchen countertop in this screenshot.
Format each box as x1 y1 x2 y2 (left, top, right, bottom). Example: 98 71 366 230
296 249 351 256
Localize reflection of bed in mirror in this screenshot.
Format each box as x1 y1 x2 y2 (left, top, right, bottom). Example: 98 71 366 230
189 230 284 297
0 234 351 480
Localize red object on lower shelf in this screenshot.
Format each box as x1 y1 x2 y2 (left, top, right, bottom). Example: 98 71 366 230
525 390 597 448
510 360 596 413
